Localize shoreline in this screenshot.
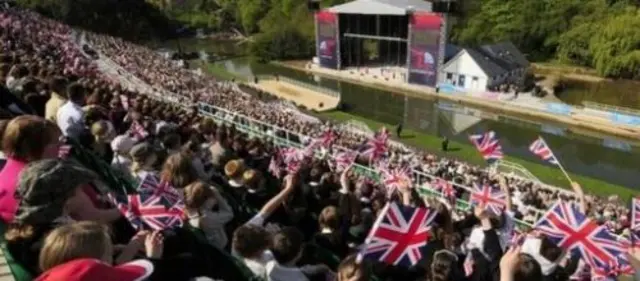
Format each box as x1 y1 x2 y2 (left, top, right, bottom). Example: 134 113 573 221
273 61 640 141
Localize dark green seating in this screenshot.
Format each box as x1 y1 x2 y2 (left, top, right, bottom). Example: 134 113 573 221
0 221 33 281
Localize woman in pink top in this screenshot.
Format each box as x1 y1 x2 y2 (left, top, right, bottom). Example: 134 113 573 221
0 115 62 223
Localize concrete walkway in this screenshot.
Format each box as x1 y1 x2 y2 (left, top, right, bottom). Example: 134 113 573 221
250 79 340 112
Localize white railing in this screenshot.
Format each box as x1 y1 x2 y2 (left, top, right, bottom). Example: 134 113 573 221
196 102 545 226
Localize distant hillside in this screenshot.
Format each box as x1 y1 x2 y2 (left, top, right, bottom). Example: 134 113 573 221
16 0 177 41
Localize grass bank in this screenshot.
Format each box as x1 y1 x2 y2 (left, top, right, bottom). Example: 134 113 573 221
198 61 636 199
201 62 248 81
320 111 635 199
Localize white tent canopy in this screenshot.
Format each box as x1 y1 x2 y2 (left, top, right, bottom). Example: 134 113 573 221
327 0 433 15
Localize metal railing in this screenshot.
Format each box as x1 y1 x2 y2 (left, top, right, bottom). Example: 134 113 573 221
196 102 545 227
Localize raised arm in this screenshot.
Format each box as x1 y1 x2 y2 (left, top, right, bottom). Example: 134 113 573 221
570 182 586 213
247 173 297 226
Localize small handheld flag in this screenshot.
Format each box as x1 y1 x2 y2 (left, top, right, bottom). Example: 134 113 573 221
469 131 503 163
359 202 437 267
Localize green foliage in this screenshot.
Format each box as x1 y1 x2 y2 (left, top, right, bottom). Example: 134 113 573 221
455 0 639 79
16 0 174 41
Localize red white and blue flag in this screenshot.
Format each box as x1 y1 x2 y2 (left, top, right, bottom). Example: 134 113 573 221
534 201 631 275
360 202 437 267
281 147 304 173
469 131 503 163
631 198 640 232
268 156 283 179
112 193 184 231
330 151 357 172
362 128 390 162
469 183 506 215
318 128 337 147
529 137 559 165
380 166 412 196
130 121 149 139
138 175 182 207
432 178 456 202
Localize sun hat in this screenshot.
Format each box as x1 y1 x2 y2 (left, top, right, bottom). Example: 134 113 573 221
35 258 154 281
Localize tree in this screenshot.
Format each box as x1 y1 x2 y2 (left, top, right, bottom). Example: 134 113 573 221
589 8 640 78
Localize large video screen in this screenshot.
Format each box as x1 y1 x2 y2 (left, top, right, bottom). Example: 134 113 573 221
316 11 339 69
408 13 443 87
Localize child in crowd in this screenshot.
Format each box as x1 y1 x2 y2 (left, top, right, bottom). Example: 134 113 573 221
184 181 234 250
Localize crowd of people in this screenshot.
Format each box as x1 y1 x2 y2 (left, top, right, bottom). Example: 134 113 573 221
0 5 638 281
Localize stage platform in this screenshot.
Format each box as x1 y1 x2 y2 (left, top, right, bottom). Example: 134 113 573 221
250 78 340 112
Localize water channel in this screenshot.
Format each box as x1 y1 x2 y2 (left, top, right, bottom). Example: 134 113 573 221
158 39 640 189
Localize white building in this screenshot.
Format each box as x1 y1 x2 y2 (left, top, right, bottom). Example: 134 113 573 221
438 42 529 91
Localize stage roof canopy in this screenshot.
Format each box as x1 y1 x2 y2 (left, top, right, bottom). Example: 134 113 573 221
327 0 433 15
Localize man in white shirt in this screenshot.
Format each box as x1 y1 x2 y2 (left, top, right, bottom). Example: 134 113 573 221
56 83 86 138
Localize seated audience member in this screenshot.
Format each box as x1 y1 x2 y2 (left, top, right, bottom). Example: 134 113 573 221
241 169 271 208
35 221 158 281
498 247 543 281
44 76 68 123
56 83 86 138
232 224 274 279
129 142 158 182
89 120 115 163
267 227 330 281
0 115 61 223
5 159 122 275
224 159 245 189
110 134 135 173
160 152 199 189
312 206 349 259
184 181 234 249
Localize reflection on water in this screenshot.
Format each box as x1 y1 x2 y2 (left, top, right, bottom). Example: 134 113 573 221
556 79 640 110
214 59 640 188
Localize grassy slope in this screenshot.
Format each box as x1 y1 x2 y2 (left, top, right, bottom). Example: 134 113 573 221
200 62 635 199
320 111 635 199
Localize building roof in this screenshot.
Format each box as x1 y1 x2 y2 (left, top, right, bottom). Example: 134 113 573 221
327 0 432 15
443 41 529 77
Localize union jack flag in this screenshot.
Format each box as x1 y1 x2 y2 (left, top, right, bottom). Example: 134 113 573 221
362 128 389 163
360 202 437 267
113 194 184 231
432 178 456 202
469 131 503 163
591 256 634 280
318 128 337 147
534 201 630 275
281 147 304 173
631 198 640 232
137 175 182 207
469 183 506 215
331 151 357 172
58 145 72 159
130 121 149 139
380 166 412 196
268 156 283 179
529 137 559 165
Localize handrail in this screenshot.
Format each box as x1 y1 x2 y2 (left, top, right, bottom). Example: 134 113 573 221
196 102 545 226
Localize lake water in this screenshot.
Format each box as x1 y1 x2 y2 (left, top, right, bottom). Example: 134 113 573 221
158 39 640 189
